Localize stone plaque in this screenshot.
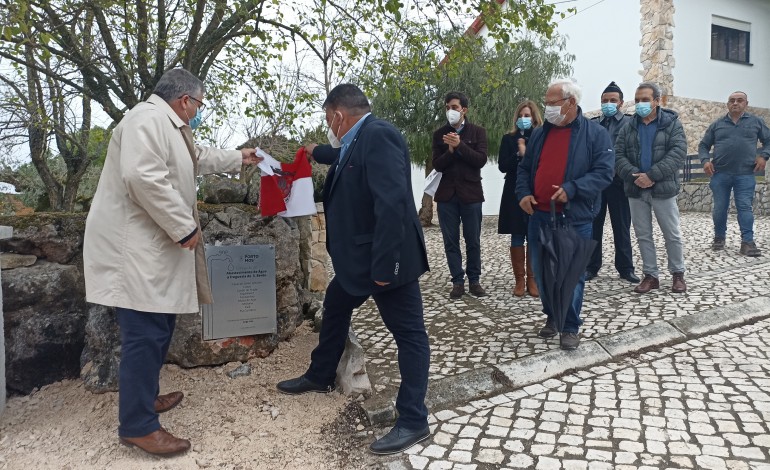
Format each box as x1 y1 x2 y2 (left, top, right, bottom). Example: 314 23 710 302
202 245 277 340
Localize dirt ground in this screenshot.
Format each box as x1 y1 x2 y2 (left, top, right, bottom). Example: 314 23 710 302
0 324 384 470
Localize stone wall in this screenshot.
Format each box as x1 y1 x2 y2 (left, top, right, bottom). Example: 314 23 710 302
666 95 770 155
640 0 676 95
678 182 770 215
0 205 326 395
309 203 330 292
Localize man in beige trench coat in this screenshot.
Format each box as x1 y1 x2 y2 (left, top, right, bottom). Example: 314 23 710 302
84 68 260 456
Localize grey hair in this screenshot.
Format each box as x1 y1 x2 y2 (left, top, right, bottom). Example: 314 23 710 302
548 77 582 105
153 68 205 102
637 81 662 100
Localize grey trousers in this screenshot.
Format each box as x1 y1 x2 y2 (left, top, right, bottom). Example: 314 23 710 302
628 192 685 278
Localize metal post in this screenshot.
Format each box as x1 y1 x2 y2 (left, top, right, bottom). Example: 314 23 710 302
0 225 13 416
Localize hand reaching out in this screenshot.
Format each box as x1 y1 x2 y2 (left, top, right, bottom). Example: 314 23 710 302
241 148 263 165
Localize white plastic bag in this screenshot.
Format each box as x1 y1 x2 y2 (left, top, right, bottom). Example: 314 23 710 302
423 170 442 197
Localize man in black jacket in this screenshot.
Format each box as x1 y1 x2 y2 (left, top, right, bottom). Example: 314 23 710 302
432 91 489 299
586 81 639 283
277 84 431 455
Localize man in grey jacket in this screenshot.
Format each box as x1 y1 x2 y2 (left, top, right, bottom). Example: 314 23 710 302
615 82 687 294
698 91 770 257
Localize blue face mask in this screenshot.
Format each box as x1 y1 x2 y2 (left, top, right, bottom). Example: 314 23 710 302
636 102 653 118
601 103 618 117
188 107 203 130
516 117 532 130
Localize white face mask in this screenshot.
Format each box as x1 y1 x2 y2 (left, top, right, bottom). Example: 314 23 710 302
446 109 462 126
327 112 342 148
544 105 566 126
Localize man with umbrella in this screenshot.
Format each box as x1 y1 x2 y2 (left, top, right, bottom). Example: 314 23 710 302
516 78 615 350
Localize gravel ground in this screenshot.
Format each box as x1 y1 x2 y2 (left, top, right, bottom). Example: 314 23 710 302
0 323 383 470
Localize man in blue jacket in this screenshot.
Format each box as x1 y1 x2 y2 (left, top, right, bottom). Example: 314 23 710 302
517 78 614 350
277 84 431 455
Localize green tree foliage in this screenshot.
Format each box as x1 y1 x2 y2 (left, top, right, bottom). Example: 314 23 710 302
368 33 574 164
0 0 566 211
2 127 109 211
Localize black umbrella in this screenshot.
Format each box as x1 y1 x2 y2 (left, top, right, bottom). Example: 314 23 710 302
538 201 597 333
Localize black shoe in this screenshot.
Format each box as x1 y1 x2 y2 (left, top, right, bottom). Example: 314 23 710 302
276 375 334 395
369 425 431 455
538 321 557 338
619 272 640 283
712 237 726 251
469 282 486 297
560 332 580 350
740 241 761 257
449 283 465 299
584 271 597 281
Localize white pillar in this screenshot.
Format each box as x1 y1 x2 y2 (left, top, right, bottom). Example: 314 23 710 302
0 225 12 416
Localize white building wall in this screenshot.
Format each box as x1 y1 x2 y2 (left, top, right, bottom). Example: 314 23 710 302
555 0 643 110
673 0 770 107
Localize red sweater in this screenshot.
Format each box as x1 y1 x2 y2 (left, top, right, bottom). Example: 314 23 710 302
534 127 571 212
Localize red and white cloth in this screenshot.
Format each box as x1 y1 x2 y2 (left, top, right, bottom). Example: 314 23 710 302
259 147 317 217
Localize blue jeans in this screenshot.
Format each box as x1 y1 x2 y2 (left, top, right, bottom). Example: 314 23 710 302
437 196 483 284
710 172 756 242
511 234 526 247
116 308 176 437
527 211 592 334
306 278 430 430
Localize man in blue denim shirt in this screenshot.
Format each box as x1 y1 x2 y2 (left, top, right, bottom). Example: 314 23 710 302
698 91 770 257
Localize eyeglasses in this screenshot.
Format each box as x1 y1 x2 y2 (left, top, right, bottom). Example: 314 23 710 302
185 96 206 111
189 96 206 111
728 98 746 104
544 97 568 107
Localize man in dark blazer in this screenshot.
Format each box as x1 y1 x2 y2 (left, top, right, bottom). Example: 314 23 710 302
432 91 489 299
277 84 431 455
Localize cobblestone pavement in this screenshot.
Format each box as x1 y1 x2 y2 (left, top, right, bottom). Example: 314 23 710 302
382 318 770 470
352 212 770 391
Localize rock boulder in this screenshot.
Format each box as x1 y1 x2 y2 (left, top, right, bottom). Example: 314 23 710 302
2 262 88 394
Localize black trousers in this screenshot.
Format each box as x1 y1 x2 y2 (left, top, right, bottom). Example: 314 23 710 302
305 277 430 430
116 308 176 437
588 181 635 275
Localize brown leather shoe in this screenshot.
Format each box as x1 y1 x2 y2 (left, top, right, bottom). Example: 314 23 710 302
671 272 687 293
449 284 465 299
119 428 191 456
633 275 659 294
155 391 184 414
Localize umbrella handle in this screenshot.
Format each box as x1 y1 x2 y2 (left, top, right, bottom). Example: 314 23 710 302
549 200 569 228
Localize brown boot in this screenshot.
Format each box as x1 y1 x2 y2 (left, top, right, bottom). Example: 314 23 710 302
510 247 526 296
526 246 539 297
